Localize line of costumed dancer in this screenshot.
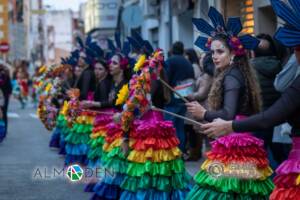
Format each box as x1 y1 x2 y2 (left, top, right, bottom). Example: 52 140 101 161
199 1 300 200
36 30 192 200
35 1 300 200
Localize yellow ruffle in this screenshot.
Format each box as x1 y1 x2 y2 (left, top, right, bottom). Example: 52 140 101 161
76 115 95 124
90 130 106 139
127 147 181 163
61 101 69 115
103 138 122 152
296 174 300 185
201 160 273 180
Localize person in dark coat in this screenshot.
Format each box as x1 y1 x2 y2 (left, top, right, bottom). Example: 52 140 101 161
250 33 288 167
164 41 194 152
0 64 12 142
75 55 96 101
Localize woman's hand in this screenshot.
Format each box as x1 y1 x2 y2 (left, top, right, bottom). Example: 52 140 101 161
80 100 93 108
186 101 207 120
202 118 233 138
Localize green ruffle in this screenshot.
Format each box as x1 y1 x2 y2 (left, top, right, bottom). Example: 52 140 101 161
87 147 103 160
71 123 93 134
194 170 274 196
56 115 67 126
88 137 105 148
126 159 185 177
61 126 71 137
102 147 126 160
121 172 190 192
64 132 90 144
186 185 269 200
101 155 128 174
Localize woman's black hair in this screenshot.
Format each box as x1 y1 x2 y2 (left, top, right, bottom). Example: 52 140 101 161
185 48 200 65
254 33 278 58
95 58 108 70
202 52 215 76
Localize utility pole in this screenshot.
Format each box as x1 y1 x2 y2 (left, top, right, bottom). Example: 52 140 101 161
38 0 45 64
168 0 173 48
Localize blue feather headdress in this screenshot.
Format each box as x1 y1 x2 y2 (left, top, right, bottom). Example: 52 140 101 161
192 7 259 56
271 0 300 47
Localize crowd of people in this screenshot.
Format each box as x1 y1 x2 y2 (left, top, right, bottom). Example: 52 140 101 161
0 0 297 199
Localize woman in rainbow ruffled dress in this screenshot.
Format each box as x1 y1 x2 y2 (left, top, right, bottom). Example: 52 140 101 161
201 1 300 200
185 7 274 200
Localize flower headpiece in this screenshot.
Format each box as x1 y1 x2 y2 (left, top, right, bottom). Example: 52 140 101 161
271 0 300 47
192 7 259 56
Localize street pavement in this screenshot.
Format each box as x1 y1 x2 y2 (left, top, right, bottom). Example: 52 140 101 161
0 99 202 200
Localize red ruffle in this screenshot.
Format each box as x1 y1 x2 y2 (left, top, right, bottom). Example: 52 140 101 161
208 146 267 157
273 173 299 188
270 187 300 200
131 137 180 150
92 125 108 133
206 152 269 168
104 123 123 143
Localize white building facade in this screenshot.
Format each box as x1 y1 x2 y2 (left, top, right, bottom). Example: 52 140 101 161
44 10 74 64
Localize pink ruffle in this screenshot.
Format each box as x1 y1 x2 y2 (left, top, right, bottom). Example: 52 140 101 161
211 133 264 149
93 109 115 126
131 120 176 139
276 159 300 175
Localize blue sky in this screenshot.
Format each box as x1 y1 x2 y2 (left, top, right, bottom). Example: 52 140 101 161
43 0 88 11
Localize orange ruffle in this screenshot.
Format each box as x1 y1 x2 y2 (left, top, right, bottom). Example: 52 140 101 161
131 137 180 150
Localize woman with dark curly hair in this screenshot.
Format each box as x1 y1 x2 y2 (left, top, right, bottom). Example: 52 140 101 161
186 7 274 199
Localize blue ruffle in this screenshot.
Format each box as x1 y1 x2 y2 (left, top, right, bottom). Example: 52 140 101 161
0 120 6 140
65 154 87 166
120 189 189 200
84 182 96 192
91 182 122 200
65 144 89 155
59 135 66 155
49 128 61 148
87 159 102 169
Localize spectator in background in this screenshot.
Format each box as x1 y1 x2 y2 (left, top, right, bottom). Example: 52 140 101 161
185 52 215 160
0 64 12 142
75 53 96 100
251 33 287 167
17 70 29 109
184 49 201 160
164 41 194 152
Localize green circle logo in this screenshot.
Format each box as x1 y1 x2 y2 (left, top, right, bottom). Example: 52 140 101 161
66 164 83 182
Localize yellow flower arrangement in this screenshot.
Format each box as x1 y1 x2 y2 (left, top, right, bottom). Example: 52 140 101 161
133 54 146 72
116 84 129 106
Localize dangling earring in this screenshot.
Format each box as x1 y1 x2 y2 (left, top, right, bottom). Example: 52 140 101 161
229 56 234 65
